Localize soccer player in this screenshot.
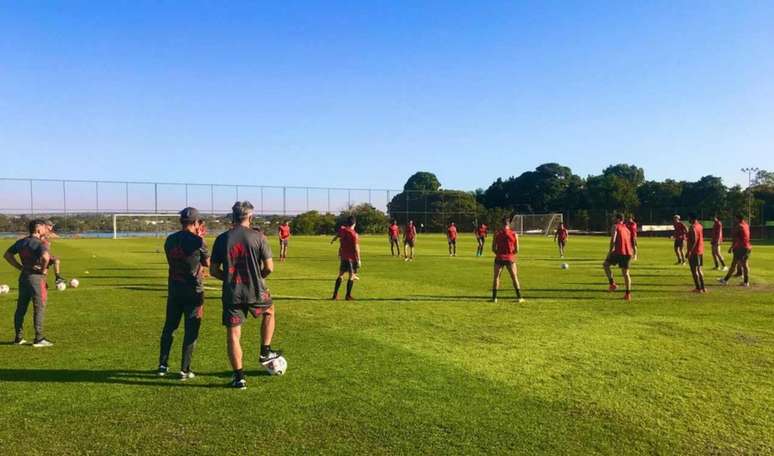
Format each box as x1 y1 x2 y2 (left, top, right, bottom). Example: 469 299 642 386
158 207 210 380
388 220 401 256
603 213 634 301
625 216 638 260
672 215 688 265
719 213 752 287
42 220 67 286
210 201 280 389
403 220 417 261
278 220 291 262
475 223 488 256
491 217 524 303
331 216 361 300
711 216 727 271
3 220 53 347
554 222 568 258
686 213 706 293
447 222 458 256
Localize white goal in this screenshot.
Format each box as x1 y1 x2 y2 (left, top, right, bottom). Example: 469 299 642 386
510 213 564 235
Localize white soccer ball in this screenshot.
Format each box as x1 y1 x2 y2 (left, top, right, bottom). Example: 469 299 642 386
560 263 570 270
69 279 80 288
0 284 9 294
56 281 67 291
265 356 287 376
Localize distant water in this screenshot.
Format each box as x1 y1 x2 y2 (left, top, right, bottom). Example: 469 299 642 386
0 231 175 239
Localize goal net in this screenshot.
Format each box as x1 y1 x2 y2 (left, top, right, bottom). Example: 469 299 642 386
111 213 182 239
510 213 563 235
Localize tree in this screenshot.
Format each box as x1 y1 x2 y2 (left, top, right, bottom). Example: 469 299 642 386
681 176 727 217
403 172 441 192
337 204 389 234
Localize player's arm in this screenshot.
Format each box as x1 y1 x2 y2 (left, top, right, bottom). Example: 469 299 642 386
514 236 519 255
3 248 23 272
261 258 273 278
39 251 51 274
355 243 362 266
609 227 617 252
209 259 225 281
330 233 340 244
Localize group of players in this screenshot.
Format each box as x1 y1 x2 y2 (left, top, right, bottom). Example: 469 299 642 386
2 202 755 388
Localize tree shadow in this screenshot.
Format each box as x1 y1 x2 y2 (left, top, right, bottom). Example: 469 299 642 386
0 368 268 388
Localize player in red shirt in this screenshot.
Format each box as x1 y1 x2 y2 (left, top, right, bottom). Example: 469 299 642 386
403 220 417 261
686 213 706 293
553 222 569 258
447 222 458 256
475 223 488 257
278 221 291 262
491 217 524 303
330 216 361 300
672 215 688 265
625 216 638 261
719 213 752 287
710 215 727 271
388 220 401 257
603 213 634 301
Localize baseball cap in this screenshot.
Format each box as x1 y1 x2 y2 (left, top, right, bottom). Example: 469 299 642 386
179 207 202 224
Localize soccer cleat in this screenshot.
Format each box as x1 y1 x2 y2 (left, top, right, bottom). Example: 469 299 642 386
331 293 338 301
260 349 283 366
345 295 355 301
180 371 195 381
623 292 632 301
741 282 750 288
13 337 27 345
722 266 729 272
517 298 526 303
692 288 702 293
157 365 169 376
700 289 708 293
491 298 497 303
32 338 53 348
718 278 728 285
230 377 247 390
608 283 618 292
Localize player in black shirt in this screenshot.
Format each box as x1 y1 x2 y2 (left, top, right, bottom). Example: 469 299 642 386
157 207 210 379
4 220 53 347
211 201 279 389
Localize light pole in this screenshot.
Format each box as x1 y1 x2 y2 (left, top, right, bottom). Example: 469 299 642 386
741 167 759 220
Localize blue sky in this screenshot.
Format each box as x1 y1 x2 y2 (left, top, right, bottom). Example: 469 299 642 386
1 1 773 192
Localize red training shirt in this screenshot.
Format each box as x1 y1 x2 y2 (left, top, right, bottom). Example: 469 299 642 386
278 225 291 240
476 225 488 238
732 221 752 250
712 220 723 244
405 224 417 240
556 227 568 241
688 221 704 255
613 222 633 256
338 226 359 261
494 227 517 261
673 222 688 241
447 226 457 240
388 224 400 239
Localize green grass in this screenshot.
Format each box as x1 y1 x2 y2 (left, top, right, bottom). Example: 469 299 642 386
0 234 772 455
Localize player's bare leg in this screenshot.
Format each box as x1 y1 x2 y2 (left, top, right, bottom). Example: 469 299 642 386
261 312 274 346
227 326 243 371
603 261 616 290
741 259 750 286
622 268 632 300
491 263 503 302
720 257 738 284
506 263 524 302
345 270 356 299
558 242 565 258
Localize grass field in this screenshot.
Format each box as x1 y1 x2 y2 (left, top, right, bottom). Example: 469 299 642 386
0 233 772 455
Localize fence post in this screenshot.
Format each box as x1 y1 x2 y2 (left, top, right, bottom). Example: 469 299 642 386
125 182 129 213
260 187 264 215
347 189 351 208
327 188 331 213
306 187 309 211
95 181 100 213
62 180 67 233
29 179 33 215
210 184 214 216
154 183 158 214
283 187 287 215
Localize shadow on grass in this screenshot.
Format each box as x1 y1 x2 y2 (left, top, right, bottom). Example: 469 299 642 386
0 368 268 388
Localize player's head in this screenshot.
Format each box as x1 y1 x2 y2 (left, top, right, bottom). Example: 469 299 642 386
391 219 397 225
179 207 202 228
28 219 47 235
688 212 698 223
43 219 55 234
673 214 681 221
615 213 624 222
627 215 634 222
231 201 254 226
449 221 455 226
714 215 721 222
734 213 745 222
408 220 413 226
501 216 510 227
346 215 356 228
283 220 289 225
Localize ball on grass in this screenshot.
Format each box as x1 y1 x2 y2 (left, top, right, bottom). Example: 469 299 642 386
560 263 570 270
0 284 10 294
69 278 80 288
265 356 287 376
56 281 67 291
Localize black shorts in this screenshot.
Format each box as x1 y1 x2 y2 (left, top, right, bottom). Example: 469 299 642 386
688 254 703 268
390 236 399 243
733 248 751 262
222 302 274 327
674 239 685 249
404 239 415 247
605 253 632 269
557 239 566 247
448 239 456 245
477 236 486 243
280 239 289 246
494 259 514 267
339 259 360 274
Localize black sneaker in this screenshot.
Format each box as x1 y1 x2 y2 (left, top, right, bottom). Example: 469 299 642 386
157 365 169 376
13 336 26 345
230 376 247 390
259 349 283 366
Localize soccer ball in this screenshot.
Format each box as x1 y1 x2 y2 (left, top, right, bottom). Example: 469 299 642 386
56 281 67 291
560 263 570 270
69 279 80 288
265 356 287 376
0 284 9 294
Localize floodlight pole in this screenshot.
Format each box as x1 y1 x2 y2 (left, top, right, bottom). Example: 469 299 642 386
742 167 759 220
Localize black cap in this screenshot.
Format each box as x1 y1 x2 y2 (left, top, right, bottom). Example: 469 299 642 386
179 207 201 224
43 219 55 228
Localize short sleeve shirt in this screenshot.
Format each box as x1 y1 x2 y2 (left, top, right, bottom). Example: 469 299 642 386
613 223 633 256
405 225 417 240
6 236 48 275
211 226 273 306
165 230 209 296
388 224 400 239
712 221 723 243
688 222 704 255
278 225 291 239
674 222 688 241
732 222 752 250
494 227 517 261
447 226 457 240
338 226 359 261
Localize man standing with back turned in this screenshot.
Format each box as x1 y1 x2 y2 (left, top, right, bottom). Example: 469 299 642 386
4 220 53 347
158 207 210 379
603 213 634 301
211 201 281 389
